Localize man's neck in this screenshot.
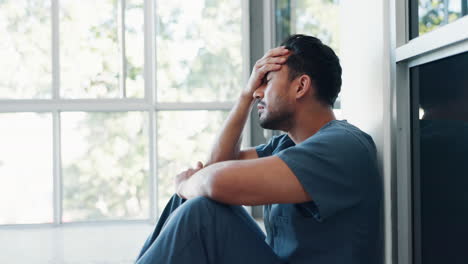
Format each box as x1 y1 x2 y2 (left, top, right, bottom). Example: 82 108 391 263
287 106 336 144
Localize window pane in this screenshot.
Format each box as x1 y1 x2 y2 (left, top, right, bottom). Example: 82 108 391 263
157 111 228 212
412 0 468 38
60 0 144 98
0 0 51 99
292 0 340 55
125 0 145 98
61 112 149 222
411 52 468 263
60 0 119 98
287 0 342 110
0 113 53 224
156 0 243 102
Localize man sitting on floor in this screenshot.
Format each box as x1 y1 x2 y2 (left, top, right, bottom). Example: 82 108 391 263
135 34 382 264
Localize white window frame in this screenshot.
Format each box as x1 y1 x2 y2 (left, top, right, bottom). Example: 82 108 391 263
0 0 250 227
392 1 468 263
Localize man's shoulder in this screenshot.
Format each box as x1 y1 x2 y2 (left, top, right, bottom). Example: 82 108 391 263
298 120 377 161
308 120 374 146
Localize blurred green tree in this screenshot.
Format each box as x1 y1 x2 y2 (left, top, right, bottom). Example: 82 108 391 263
418 0 462 35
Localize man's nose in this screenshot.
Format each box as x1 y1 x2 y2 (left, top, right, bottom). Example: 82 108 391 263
253 86 265 100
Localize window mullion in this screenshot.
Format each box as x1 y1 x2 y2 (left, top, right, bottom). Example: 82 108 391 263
149 110 158 221
155 102 234 111
52 111 63 225
51 0 62 225
145 0 158 220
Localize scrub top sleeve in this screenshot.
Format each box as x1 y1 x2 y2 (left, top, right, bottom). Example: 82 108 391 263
255 142 273 158
276 131 369 221
255 134 292 158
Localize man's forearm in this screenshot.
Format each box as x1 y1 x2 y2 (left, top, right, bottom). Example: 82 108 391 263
204 47 289 166
177 162 221 199
205 95 254 166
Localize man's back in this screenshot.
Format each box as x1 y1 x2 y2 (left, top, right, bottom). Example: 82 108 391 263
257 120 383 264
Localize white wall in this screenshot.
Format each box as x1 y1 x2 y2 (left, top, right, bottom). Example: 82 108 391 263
339 0 394 264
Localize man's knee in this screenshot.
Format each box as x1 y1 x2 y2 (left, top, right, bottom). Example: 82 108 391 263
177 196 238 221
182 196 222 214
170 196 240 228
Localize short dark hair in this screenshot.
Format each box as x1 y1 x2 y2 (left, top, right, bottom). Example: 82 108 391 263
281 34 342 106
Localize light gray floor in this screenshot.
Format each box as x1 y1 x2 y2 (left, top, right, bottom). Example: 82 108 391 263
0 219 266 264
0 222 153 264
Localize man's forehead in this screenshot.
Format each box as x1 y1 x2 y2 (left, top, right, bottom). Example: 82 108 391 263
267 65 288 78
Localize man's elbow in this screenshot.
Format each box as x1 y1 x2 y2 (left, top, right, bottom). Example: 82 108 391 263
205 168 239 204
206 169 261 206
205 169 225 200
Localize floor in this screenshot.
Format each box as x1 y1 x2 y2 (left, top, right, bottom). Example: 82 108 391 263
0 222 153 264
0 219 265 264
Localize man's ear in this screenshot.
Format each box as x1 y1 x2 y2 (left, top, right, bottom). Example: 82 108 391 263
295 74 312 99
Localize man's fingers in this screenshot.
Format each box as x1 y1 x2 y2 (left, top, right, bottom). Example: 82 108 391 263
196 161 203 169
255 55 288 70
261 56 287 66
244 46 289 96
264 46 289 58
262 46 290 59
258 64 282 76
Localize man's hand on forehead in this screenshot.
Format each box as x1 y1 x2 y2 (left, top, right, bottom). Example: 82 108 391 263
243 46 290 99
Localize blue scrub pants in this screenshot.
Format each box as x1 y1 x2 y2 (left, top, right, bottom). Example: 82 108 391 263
135 194 283 264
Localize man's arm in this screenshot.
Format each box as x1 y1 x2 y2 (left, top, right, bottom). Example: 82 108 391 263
177 156 312 205
204 95 257 166
174 47 292 204
204 47 290 166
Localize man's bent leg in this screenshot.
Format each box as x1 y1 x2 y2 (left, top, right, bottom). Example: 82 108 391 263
136 194 186 260
135 196 282 264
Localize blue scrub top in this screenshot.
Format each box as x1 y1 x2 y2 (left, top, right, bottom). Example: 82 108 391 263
256 120 383 264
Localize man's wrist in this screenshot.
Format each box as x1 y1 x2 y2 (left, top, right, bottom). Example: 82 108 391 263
239 93 255 105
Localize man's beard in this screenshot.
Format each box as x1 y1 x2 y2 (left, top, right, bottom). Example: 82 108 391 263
258 109 293 131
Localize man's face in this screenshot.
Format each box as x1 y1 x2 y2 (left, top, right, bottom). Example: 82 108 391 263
254 66 296 131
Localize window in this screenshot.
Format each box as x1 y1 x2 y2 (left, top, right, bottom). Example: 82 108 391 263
394 1 468 263
290 0 340 55
0 113 53 224
0 0 246 225
156 1 243 102
410 0 468 38
156 111 230 212
275 0 342 118
410 52 468 264
0 0 52 99
60 111 150 222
